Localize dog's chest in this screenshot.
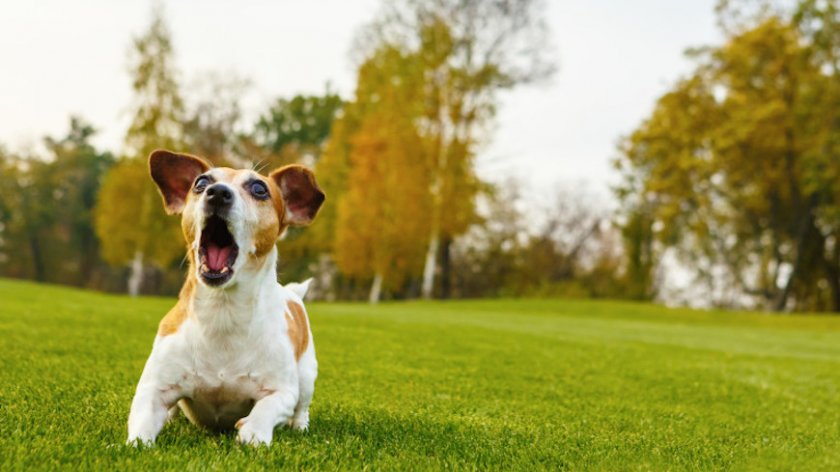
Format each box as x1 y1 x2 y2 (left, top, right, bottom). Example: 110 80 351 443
191 364 261 402
173 316 286 430
176 350 275 429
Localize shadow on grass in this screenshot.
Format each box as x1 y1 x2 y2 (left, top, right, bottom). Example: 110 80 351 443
146 404 563 469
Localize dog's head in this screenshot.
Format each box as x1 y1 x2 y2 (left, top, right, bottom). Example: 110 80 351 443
149 150 325 289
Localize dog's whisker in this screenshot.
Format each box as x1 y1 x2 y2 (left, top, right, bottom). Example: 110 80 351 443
253 160 270 174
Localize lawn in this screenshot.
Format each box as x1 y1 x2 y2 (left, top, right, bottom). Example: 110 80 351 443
2 279 840 470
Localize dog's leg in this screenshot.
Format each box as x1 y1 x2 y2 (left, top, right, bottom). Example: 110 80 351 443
290 350 317 431
235 389 298 446
167 405 180 421
127 383 178 445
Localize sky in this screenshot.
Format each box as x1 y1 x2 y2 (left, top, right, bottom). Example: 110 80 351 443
0 0 722 207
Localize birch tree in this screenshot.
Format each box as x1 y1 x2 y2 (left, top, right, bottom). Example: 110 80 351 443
94 8 185 296
332 46 431 302
359 0 555 298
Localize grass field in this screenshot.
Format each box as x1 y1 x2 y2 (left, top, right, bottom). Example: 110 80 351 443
3 279 840 470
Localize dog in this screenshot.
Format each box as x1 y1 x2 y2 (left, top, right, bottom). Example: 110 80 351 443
127 149 324 446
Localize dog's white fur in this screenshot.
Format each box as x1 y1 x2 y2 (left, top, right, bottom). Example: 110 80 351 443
285 278 313 300
127 151 322 446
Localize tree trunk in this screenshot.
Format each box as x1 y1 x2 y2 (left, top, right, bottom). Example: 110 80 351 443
28 235 45 282
369 273 383 304
79 229 96 286
421 232 439 299
440 235 452 299
826 260 840 312
128 250 144 297
824 235 840 312
774 196 817 311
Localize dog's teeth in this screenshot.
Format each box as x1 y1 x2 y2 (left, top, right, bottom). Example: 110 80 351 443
200 263 209 272
220 267 229 274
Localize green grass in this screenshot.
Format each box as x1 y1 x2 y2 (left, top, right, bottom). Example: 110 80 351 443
2 279 840 470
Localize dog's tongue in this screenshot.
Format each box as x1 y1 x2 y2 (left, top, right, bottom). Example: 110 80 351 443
206 244 232 271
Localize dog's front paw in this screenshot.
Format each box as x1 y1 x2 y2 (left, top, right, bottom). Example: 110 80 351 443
289 410 310 431
235 417 272 446
126 436 154 447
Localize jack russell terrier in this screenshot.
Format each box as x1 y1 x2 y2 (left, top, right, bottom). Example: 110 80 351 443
127 150 324 446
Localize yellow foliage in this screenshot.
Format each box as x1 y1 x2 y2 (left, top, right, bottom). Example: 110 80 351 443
94 159 184 268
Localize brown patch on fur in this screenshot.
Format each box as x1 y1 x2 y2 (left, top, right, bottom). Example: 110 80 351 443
252 174 285 258
158 275 195 336
284 301 310 360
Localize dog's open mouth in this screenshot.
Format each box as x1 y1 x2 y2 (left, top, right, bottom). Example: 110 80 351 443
198 215 238 286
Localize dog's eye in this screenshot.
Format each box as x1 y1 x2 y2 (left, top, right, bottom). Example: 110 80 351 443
249 181 269 200
194 176 210 193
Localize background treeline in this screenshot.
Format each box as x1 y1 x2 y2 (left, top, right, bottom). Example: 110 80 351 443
7 0 840 311
0 0 621 303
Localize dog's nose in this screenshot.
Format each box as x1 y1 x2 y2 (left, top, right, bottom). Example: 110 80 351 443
206 184 233 208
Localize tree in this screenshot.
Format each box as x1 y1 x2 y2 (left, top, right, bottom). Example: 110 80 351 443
514 190 608 293
0 150 48 281
449 179 525 298
94 8 186 296
619 205 658 301
42 118 115 286
359 0 555 298
241 91 345 285
0 119 113 286
450 182 625 299
183 73 250 167
251 91 344 165
332 46 432 302
616 0 840 311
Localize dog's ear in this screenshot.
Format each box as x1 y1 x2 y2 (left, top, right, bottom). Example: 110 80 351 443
269 165 325 226
149 150 210 215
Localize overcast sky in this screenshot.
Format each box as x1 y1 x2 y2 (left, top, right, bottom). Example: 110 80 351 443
0 0 721 205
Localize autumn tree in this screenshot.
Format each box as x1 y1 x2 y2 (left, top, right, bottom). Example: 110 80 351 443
358 0 555 299
617 0 840 311
94 8 186 296
332 46 432 302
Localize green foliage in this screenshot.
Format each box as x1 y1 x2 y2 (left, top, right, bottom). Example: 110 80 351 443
252 93 344 159
620 208 657 300
6 278 840 468
0 118 113 286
